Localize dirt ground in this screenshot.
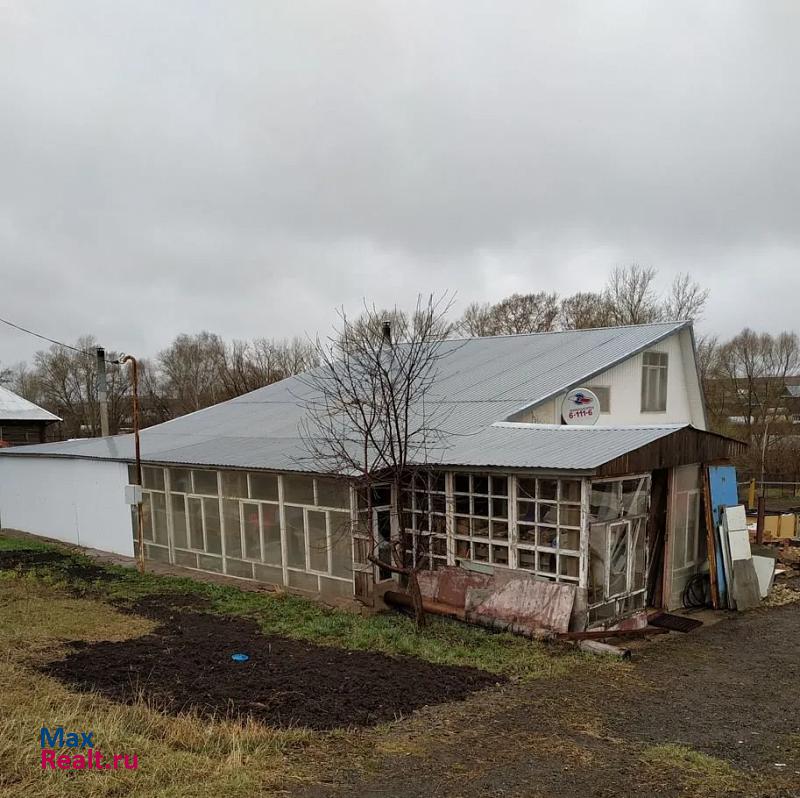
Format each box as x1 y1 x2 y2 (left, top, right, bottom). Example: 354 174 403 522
42 591 502 730
301 602 800 798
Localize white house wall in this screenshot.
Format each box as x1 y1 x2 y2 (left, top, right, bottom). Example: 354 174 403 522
516 329 705 428
0 457 133 556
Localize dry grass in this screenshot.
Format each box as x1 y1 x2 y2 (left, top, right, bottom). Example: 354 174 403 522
0 578 318 798
640 743 757 797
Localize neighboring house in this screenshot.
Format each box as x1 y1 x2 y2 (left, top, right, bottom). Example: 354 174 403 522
0 386 61 446
0 321 742 628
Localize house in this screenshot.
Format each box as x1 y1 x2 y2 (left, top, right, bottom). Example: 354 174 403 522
0 321 743 629
0 386 61 446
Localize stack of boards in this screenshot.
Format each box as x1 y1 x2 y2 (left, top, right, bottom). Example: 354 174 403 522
719 505 776 611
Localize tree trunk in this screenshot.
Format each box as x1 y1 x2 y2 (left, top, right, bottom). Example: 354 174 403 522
407 569 427 629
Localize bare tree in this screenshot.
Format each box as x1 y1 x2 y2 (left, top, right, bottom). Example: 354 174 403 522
714 329 800 479
299 294 455 626
603 264 662 325
158 331 227 414
457 292 558 336
663 273 709 321
559 291 613 329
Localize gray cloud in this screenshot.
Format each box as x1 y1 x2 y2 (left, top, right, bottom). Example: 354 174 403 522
1 0 799 364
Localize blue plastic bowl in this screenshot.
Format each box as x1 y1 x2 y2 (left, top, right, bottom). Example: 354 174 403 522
231 653 250 663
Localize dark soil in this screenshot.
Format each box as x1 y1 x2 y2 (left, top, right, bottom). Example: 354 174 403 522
300 602 800 798
41 593 503 730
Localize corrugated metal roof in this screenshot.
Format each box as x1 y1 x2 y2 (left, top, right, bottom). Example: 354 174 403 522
0 386 61 422
0 322 692 472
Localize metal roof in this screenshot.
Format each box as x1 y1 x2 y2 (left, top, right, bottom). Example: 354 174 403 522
0 322 693 472
0 386 61 422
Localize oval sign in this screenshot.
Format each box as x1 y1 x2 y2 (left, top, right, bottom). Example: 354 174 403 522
561 388 600 426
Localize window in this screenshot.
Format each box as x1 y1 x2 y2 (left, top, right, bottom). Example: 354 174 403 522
400 472 448 569
516 477 582 582
587 476 651 622
585 386 610 413
641 351 668 412
453 473 509 567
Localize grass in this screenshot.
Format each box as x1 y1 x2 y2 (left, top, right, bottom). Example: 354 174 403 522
0 531 593 680
0 578 317 798
0 531 607 797
640 743 755 797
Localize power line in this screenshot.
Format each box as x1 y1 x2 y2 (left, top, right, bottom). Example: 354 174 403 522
0 314 95 356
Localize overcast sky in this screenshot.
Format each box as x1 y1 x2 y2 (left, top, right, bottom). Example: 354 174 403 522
1 1 798 365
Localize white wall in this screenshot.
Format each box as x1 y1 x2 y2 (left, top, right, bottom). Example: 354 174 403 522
514 329 706 428
0 456 134 556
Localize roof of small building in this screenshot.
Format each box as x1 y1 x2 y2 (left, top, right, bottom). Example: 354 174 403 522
0 385 61 423
1 321 713 473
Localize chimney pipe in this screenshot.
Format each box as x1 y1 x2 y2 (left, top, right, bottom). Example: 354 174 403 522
381 320 392 344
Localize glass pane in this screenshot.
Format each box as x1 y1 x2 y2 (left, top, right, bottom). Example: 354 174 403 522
559 555 579 578
307 510 328 572
455 538 470 559
473 496 489 517
454 474 470 493
491 475 508 496
222 499 242 558
588 523 607 604
622 478 648 517
249 472 278 501
143 466 165 491
193 470 219 496
329 511 352 578
560 480 581 503
538 526 557 549
430 472 446 492
560 529 580 551
316 478 349 508
491 498 508 518
518 523 536 543
203 498 222 554
285 506 306 568
170 493 187 549
560 505 581 527
472 517 490 538
141 493 153 541
473 542 489 562
518 500 536 524
538 551 556 574
284 475 315 505
188 497 204 550
371 484 392 506
242 503 261 560
590 482 621 522
473 476 489 495
539 479 558 501
658 361 668 409
518 548 536 569
538 503 558 525
687 492 700 563
221 471 248 498
455 495 470 515
491 520 508 539
608 522 628 596
491 545 508 565
151 492 168 545
261 504 282 565
170 468 192 494
632 517 646 590
517 477 536 500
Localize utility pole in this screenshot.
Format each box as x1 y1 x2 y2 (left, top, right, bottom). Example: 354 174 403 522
121 354 144 574
96 347 110 437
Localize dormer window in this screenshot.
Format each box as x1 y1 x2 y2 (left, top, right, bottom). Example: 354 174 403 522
641 351 668 412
